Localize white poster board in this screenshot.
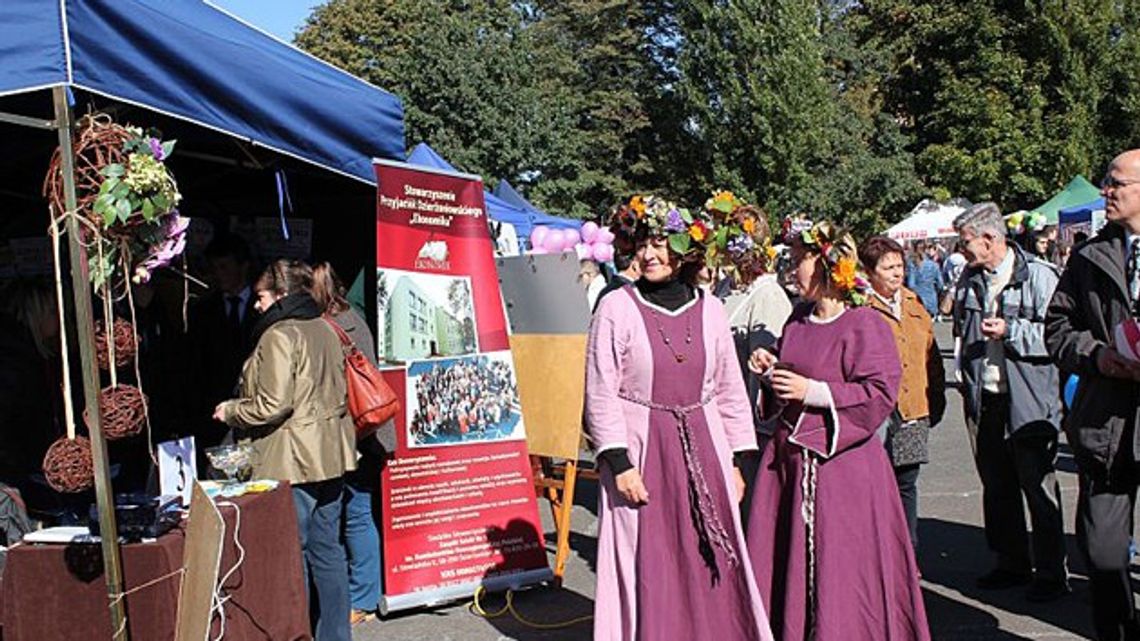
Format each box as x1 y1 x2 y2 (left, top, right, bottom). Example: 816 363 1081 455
158 436 197 506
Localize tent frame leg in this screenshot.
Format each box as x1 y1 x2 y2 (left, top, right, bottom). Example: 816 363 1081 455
51 85 130 641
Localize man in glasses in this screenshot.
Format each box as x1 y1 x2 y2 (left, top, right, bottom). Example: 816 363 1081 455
1047 149 1140 641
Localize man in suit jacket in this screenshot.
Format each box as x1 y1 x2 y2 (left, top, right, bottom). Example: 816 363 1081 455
186 234 258 453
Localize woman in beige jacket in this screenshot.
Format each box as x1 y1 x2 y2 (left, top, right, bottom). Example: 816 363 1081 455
214 259 355 641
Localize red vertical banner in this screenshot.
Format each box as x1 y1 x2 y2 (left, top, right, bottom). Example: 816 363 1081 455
373 160 550 612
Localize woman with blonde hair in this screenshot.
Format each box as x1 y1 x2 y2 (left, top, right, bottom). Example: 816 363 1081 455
214 259 356 641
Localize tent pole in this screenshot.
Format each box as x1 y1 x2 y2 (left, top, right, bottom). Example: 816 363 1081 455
52 86 130 641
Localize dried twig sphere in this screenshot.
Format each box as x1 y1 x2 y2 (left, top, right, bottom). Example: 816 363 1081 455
84 384 147 440
43 437 94 493
94 318 138 370
42 114 138 238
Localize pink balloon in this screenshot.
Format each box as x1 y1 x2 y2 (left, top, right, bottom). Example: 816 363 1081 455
530 246 549 255
581 221 599 243
596 228 615 244
592 243 614 262
544 229 565 252
575 243 591 260
529 226 549 249
564 228 581 247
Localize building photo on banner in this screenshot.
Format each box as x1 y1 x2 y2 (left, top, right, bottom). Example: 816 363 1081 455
377 267 478 364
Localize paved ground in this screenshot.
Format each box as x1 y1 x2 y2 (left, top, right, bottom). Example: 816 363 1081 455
356 323 1105 640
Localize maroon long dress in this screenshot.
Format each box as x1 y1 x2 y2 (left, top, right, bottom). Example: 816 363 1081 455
746 304 930 641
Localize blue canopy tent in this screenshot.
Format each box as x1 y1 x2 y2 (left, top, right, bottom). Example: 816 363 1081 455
407 143 581 244
0 2 407 622
406 143 538 237
494 179 582 233
1058 197 1105 225
0 0 405 183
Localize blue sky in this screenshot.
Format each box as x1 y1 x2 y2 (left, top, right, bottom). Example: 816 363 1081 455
212 0 321 41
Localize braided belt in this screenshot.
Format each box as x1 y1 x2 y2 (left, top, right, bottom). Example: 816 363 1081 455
619 392 739 570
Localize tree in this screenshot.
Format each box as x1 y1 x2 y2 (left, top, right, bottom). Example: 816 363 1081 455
296 0 593 216
855 0 1118 210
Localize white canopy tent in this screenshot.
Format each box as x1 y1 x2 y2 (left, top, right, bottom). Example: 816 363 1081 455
885 199 969 242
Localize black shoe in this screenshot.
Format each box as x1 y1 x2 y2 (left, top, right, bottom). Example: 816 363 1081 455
1025 579 1072 603
976 568 1033 589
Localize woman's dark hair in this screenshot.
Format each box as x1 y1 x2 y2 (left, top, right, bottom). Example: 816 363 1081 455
858 235 905 271
311 262 351 315
255 259 313 297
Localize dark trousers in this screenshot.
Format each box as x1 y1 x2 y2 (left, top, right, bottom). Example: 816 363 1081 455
1078 463 1140 641
293 477 351 641
970 392 1067 582
895 464 921 554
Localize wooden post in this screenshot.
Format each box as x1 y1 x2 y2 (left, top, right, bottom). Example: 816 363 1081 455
531 456 597 585
52 86 129 640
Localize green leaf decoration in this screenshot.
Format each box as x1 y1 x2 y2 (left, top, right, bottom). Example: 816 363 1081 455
111 183 130 200
680 208 693 224
714 200 734 214
115 198 132 224
715 226 728 246
94 197 117 226
141 199 155 221
104 164 125 178
161 140 176 158
668 232 691 255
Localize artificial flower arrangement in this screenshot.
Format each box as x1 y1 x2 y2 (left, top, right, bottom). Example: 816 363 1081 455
87 124 186 286
610 194 714 258
799 220 870 306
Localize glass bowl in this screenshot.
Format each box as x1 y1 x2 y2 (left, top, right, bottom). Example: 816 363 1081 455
204 444 254 482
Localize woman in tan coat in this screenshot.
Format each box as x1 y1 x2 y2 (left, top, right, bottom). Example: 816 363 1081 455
860 236 946 556
214 259 356 641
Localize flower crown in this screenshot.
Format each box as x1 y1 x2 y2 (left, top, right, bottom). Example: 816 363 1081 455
799 220 869 306
609 194 713 258
703 190 776 286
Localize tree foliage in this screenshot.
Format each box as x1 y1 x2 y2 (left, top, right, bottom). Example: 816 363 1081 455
297 0 1140 232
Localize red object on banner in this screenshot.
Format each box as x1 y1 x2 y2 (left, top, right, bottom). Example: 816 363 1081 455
373 160 550 610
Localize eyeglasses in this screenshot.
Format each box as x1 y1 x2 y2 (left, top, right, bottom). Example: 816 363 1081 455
1100 175 1140 189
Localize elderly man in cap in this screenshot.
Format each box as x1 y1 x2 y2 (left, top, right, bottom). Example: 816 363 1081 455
1047 149 1140 640
951 202 1068 602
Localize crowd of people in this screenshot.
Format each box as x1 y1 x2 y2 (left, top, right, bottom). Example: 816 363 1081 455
583 150 1140 641
408 356 519 445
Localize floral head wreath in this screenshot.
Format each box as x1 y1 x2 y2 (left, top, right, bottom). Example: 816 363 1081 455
780 214 814 246
609 194 713 259
702 190 777 286
798 220 870 306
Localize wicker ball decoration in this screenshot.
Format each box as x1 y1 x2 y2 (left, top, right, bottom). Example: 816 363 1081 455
94 318 138 370
43 436 94 493
84 384 148 440
42 114 139 238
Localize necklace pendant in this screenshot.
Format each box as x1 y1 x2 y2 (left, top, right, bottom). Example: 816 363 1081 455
675 353 686 363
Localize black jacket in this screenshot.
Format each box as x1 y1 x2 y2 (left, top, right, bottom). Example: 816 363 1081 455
1045 222 1140 477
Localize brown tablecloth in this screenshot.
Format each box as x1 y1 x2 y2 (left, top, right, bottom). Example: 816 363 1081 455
0 484 310 641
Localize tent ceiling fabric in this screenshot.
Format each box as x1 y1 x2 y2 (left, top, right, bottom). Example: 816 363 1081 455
0 0 405 183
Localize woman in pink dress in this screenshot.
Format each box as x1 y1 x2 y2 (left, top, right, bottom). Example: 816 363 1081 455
586 195 773 641
745 221 929 641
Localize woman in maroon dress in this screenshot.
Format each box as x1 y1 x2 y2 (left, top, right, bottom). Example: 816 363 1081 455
745 221 930 641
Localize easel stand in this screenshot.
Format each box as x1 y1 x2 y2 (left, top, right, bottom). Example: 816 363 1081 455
531 455 597 585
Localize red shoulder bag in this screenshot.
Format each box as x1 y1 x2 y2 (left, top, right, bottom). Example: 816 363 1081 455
322 316 400 439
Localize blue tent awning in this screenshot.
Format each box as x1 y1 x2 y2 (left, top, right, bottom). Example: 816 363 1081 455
406 143 581 241
494 180 581 232
1058 197 1105 225
0 0 406 182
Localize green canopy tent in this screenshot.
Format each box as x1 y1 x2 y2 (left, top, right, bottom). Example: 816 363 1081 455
1032 175 1101 224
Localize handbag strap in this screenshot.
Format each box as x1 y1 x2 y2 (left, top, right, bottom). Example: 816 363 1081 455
321 315 356 355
